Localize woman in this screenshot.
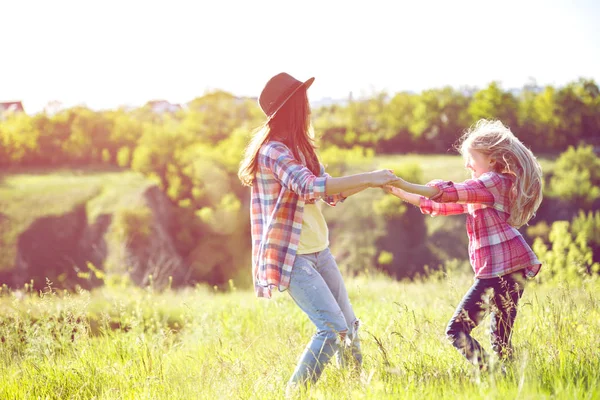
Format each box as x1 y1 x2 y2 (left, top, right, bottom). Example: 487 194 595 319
238 72 399 390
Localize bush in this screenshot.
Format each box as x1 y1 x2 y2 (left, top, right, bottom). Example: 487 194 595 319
571 210 600 249
534 219 600 283
112 207 153 250
319 145 374 176
372 163 438 278
547 144 600 206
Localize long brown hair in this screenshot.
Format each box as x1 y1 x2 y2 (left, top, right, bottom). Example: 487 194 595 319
238 87 320 186
457 119 543 228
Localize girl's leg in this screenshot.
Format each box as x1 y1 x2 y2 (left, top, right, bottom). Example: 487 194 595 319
490 271 525 360
286 252 349 387
317 248 362 369
445 278 495 368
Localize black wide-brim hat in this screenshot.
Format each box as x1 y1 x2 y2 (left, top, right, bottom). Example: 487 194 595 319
258 72 315 121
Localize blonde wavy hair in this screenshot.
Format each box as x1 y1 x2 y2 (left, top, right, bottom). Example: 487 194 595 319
457 119 543 228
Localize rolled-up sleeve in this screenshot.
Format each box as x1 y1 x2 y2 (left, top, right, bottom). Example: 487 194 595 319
320 167 345 207
426 178 495 206
420 197 467 216
260 143 327 201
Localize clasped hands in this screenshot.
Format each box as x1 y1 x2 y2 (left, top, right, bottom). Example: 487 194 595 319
368 169 409 197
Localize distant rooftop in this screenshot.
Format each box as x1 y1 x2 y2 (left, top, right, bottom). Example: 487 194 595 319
145 100 183 114
0 101 25 114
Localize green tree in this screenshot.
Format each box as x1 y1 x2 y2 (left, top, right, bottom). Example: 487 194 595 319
183 91 262 144
517 79 545 149
375 91 417 153
554 79 600 147
468 81 518 129
0 113 40 166
344 91 388 147
410 87 471 152
314 104 351 148
60 107 112 164
107 110 144 164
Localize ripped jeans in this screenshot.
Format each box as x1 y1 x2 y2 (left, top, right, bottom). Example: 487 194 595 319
287 248 362 387
446 271 525 368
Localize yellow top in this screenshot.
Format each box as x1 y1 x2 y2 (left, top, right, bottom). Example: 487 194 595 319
297 203 329 254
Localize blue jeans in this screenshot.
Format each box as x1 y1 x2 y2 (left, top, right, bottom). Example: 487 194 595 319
287 248 362 386
446 271 525 368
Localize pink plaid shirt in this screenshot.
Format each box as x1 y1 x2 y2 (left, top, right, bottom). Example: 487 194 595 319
250 141 344 298
419 172 541 279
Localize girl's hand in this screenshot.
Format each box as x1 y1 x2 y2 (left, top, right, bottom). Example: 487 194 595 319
383 185 406 198
368 169 400 187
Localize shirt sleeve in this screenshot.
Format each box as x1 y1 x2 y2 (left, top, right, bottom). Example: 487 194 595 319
419 197 468 216
427 176 495 206
260 142 327 201
320 165 345 207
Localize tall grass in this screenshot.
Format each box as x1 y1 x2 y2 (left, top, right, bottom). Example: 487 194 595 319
0 272 597 399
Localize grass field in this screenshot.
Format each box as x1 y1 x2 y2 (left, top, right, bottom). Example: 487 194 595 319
0 272 598 399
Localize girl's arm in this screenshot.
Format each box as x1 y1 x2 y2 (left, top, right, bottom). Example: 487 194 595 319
383 186 422 206
321 165 370 205
384 186 468 216
391 175 496 206
390 180 440 199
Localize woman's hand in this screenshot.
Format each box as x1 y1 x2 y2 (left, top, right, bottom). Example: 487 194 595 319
367 170 401 187
386 177 408 189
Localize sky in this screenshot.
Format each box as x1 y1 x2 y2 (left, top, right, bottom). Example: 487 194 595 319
1 0 599 114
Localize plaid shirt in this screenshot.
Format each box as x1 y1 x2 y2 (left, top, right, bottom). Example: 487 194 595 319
419 172 541 279
250 141 344 298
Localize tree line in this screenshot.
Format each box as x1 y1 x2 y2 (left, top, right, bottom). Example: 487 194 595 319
1 78 599 288
2 78 599 170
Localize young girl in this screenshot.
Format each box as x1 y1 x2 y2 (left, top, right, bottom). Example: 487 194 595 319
238 72 400 391
384 119 543 370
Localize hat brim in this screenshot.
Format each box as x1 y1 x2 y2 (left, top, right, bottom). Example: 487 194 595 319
266 77 315 122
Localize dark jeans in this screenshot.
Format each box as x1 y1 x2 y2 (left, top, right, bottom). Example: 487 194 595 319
446 271 525 368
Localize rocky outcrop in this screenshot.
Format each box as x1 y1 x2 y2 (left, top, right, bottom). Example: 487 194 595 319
4 185 186 291
114 186 187 289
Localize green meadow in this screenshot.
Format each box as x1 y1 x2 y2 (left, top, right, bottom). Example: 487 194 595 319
0 273 598 399
1 64 599 399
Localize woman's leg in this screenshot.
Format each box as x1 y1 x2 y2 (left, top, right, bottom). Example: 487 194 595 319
317 248 362 369
445 278 496 368
286 252 349 387
490 271 525 360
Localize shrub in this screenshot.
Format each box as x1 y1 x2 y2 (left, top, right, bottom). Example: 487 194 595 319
534 219 600 283
547 144 600 206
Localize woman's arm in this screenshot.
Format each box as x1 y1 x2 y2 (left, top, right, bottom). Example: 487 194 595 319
324 171 396 195
262 143 398 201
340 185 369 198
320 165 370 199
